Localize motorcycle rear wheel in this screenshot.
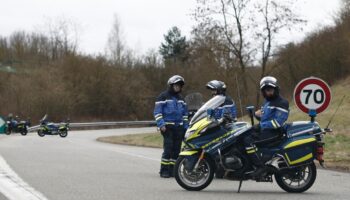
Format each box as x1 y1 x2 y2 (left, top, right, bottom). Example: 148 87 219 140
275 162 317 193
59 131 68 138
21 129 28 136
174 156 214 191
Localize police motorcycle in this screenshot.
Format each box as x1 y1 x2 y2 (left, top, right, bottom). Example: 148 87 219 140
174 95 328 193
5 117 31 136
37 115 69 138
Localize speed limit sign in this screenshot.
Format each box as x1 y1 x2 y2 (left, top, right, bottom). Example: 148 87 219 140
294 77 331 114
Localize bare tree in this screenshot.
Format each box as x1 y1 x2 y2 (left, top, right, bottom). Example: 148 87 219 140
43 17 80 59
106 14 126 66
34 16 81 61
254 0 305 105
194 0 305 105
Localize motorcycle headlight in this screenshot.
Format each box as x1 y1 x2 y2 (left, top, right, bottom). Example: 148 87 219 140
185 130 195 139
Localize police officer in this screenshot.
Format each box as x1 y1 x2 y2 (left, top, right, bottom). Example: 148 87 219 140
206 80 237 122
243 76 289 177
206 80 237 178
154 75 189 178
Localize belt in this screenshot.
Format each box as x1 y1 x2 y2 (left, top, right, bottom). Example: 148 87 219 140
165 122 183 126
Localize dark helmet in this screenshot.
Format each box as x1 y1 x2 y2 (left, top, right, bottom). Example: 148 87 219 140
260 76 279 99
167 75 185 86
206 80 226 95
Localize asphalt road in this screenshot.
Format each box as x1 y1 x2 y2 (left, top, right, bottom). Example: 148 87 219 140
0 128 349 200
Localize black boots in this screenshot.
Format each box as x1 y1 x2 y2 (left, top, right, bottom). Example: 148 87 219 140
160 171 170 178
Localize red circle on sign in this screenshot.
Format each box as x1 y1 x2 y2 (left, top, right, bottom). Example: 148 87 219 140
293 77 331 114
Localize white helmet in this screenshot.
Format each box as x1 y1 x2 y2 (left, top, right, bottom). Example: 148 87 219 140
260 76 278 90
167 75 185 86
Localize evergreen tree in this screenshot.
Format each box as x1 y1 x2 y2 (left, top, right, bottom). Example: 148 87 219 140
159 26 188 64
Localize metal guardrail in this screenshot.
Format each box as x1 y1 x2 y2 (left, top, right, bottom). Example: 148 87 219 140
27 120 156 132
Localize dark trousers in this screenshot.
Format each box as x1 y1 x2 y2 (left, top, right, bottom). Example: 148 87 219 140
160 125 185 175
243 129 280 166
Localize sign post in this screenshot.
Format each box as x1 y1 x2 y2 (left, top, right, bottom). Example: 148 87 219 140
293 77 332 122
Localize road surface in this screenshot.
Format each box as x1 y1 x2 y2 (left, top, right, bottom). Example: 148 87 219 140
0 128 349 200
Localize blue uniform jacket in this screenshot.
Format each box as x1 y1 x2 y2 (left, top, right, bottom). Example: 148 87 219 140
153 90 189 129
257 96 289 130
214 95 237 121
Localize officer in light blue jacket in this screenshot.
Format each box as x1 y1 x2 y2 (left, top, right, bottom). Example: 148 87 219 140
154 75 189 178
244 76 289 177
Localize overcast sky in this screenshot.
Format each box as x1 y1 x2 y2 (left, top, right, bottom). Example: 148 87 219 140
0 0 342 55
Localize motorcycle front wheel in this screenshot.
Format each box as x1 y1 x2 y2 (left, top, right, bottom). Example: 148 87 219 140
174 156 214 191
37 130 45 137
5 127 11 135
275 162 317 193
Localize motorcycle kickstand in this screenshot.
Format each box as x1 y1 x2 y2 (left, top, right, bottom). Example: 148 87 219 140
237 180 243 193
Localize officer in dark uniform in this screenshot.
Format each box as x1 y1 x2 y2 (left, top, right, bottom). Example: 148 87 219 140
153 75 189 178
206 80 237 122
206 80 237 178
244 76 289 177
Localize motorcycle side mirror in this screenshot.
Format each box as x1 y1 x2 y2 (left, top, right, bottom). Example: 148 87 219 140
246 106 255 125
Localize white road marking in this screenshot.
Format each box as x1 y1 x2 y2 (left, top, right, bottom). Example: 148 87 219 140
0 155 48 200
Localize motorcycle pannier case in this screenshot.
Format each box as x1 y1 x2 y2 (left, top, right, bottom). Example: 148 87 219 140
281 135 317 166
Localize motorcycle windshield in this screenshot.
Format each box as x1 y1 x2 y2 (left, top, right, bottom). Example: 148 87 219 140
189 95 226 125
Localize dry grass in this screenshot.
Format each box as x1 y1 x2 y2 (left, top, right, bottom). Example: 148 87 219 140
97 132 163 148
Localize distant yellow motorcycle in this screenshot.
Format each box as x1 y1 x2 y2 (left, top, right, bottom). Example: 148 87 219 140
37 115 69 138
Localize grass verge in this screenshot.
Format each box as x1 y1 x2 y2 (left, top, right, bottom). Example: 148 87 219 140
97 132 163 148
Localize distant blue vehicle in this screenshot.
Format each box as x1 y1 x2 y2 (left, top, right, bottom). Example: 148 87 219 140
37 115 69 138
5 116 31 136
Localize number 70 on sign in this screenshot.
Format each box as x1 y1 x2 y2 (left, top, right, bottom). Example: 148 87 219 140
294 77 332 114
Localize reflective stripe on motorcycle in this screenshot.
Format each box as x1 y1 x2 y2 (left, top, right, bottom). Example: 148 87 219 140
285 153 313 165
284 138 316 149
200 128 237 149
246 148 258 154
186 118 212 141
179 150 198 156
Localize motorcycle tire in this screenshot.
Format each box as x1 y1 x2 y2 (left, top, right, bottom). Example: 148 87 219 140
175 156 215 191
275 162 317 193
37 130 45 137
5 127 11 135
21 130 28 136
59 131 68 138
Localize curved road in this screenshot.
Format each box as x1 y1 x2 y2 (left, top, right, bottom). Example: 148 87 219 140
0 128 349 200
